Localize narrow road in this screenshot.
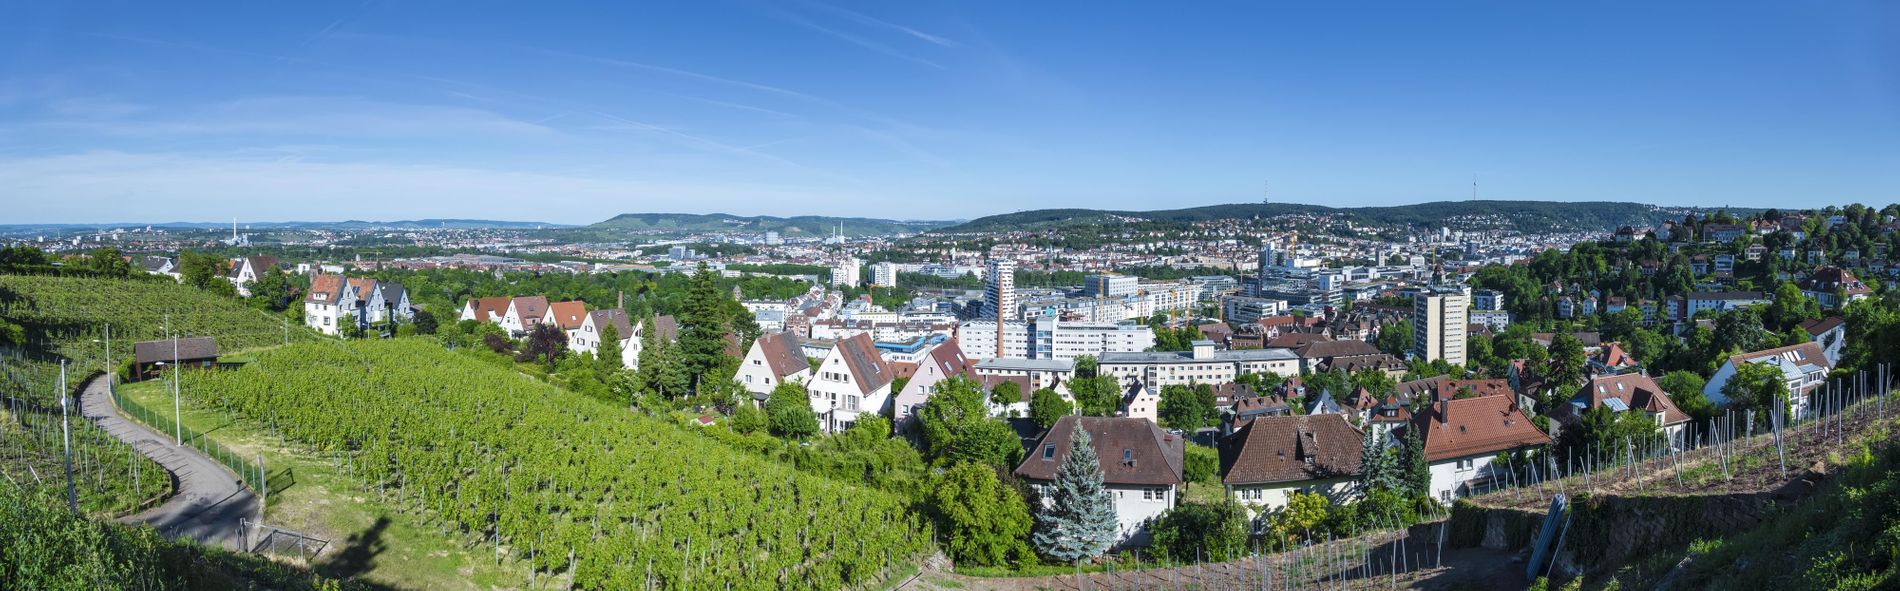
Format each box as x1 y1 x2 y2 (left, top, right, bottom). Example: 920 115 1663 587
78 375 258 551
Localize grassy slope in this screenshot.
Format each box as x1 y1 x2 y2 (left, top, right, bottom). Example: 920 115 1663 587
119 379 531 590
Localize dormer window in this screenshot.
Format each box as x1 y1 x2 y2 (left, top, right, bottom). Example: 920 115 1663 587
1043 444 1057 460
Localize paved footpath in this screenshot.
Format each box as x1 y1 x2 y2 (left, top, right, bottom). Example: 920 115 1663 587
78 375 258 551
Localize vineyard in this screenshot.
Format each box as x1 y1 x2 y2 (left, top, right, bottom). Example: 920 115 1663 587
0 274 311 513
180 338 933 590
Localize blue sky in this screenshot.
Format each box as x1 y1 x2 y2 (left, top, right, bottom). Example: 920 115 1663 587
2 1 1896 224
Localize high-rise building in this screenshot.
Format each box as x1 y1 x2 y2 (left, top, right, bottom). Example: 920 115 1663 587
1413 285 1471 367
1083 274 1139 298
763 231 783 246
871 262 900 288
830 257 861 288
983 259 1017 321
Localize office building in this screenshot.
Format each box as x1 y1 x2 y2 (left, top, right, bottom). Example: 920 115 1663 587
1084 274 1140 298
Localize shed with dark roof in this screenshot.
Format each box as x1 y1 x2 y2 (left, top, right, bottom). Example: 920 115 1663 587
132 337 220 380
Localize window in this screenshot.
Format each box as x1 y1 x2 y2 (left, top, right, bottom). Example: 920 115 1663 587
1042 444 1057 460
1456 458 1474 470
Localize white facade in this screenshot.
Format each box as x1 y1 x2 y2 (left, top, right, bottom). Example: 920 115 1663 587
871 262 900 288
958 318 1154 360
1230 477 1356 514
983 259 1018 321
1098 345 1301 388
830 257 862 288
1413 286 1470 367
1427 453 1503 503
805 344 892 434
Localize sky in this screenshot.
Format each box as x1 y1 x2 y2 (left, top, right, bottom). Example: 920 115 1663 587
2 1 1897 225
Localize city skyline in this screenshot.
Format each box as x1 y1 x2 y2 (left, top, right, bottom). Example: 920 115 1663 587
3 1 1896 224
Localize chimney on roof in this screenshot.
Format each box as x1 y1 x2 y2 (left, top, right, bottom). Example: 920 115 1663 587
1437 398 1449 426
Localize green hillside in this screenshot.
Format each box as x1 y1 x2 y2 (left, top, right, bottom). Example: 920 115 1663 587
940 200 1752 234
0 274 318 513
586 212 954 237
180 338 931 590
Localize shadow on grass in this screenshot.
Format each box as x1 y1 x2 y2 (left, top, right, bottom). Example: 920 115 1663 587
320 515 392 583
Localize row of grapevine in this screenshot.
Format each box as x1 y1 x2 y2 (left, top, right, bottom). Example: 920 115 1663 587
182 339 933 590
0 274 318 513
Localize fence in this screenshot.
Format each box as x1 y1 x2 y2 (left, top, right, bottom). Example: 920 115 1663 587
109 384 272 497
241 518 329 560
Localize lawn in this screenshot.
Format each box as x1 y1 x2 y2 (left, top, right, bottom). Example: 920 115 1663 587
117 379 533 590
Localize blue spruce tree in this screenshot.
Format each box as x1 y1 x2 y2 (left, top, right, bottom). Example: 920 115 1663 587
1032 421 1118 563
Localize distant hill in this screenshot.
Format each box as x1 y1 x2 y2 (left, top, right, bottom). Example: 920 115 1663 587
939 201 1754 234
587 213 956 237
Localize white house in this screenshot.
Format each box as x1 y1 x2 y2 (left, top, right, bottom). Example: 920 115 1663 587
1800 317 1846 367
1120 381 1160 424
1553 373 1693 448
499 296 550 335
737 331 813 401
1015 416 1186 548
892 340 972 430
1704 342 1831 420
1219 414 1364 514
460 297 511 324
1402 395 1551 504
303 274 361 336
226 255 278 297
569 309 637 369
541 301 589 334
806 332 895 433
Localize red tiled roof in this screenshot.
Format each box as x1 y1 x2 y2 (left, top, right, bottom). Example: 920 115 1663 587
466 297 510 322
752 331 810 379
545 300 588 330
1565 373 1691 427
1405 396 1551 462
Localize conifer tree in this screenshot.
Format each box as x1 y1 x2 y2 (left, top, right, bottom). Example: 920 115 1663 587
1402 427 1432 501
1032 421 1118 563
1356 428 1399 494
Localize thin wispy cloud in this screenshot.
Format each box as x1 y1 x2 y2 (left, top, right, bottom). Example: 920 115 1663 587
30 96 558 139
801 1 958 47
525 46 830 104
764 7 943 69
587 110 866 186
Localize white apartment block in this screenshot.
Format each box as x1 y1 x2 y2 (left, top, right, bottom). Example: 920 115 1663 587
871 262 900 288
983 259 1017 321
1098 341 1300 388
1413 285 1469 367
959 318 1154 360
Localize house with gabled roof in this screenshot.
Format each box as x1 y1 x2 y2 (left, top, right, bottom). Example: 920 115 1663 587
892 339 973 431
226 255 279 297
1400 396 1551 503
1705 342 1831 420
1588 342 1641 375
1219 414 1364 512
1800 266 1873 309
1016 416 1185 547
1555 373 1693 446
570 309 636 369
303 274 360 335
738 330 813 401
541 301 589 332
807 332 895 433
499 296 550 335
1799 317 1846 366
459 296 511 324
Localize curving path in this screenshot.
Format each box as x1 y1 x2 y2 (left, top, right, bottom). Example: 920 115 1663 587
78 375 259 551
